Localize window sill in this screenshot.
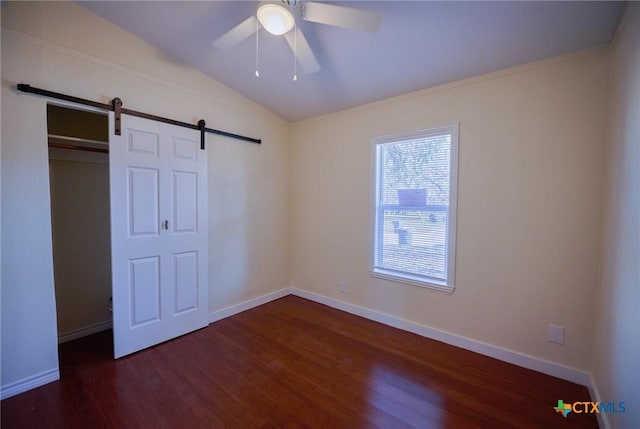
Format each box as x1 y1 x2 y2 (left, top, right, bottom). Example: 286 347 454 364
369 269 454 294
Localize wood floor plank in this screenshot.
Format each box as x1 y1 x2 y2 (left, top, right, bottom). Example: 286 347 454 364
1 295 598 428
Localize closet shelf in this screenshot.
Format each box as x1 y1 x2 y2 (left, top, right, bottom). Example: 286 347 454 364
48 134 109 154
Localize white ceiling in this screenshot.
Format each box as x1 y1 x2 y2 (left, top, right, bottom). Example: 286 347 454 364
80 1 624 122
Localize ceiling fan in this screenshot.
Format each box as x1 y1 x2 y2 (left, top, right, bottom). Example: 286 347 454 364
212 1 382 75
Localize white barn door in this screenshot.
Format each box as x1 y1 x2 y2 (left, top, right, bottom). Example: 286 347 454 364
109 113 208 358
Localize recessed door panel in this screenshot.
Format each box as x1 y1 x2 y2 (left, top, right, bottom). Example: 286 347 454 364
173 251 198 314
129 256 161 327
128 167 159 237
128 129 159 156
173 171 197 234
173 137 197 161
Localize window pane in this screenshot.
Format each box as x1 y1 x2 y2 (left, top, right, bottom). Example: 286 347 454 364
380 135 451 206
379 208 447 280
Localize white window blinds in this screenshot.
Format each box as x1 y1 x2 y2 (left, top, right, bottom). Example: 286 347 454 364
371 125 458 291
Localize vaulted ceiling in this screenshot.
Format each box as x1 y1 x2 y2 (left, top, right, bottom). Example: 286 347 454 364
81 1 624 122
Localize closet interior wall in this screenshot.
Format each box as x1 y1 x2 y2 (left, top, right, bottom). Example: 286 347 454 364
47 104 112 342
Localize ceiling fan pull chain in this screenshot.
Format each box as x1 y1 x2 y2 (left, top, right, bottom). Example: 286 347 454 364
255 15 260 78
293 22 298 81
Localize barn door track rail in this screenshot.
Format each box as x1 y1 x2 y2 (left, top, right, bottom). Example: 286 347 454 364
17 83 262 148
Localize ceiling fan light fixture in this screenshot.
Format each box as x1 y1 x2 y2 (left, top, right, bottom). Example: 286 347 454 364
257 4 295 36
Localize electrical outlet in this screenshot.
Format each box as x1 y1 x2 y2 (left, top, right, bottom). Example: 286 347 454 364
339 281 348 293
548 324 565 345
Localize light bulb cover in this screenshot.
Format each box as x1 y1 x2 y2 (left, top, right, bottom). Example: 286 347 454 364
257 4 295 36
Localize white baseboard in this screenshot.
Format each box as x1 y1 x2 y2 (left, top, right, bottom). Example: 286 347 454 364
58 319 112 344
290 288 590 386
209 288 290 323
0 368 60 400
587 372 610 429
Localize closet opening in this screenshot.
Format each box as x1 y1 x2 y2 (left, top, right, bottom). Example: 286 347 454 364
47 104 112 348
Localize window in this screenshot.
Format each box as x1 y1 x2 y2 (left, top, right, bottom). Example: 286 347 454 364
371 124 458 292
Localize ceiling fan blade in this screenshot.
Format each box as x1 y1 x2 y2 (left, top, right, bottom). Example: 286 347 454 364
212 16 257 49
302 2 381 32
284 27 321 74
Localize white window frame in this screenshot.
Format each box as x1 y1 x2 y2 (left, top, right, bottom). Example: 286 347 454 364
369 124 459 293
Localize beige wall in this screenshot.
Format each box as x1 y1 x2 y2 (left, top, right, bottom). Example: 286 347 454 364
291 50 608 370
1 1 290 389
49 158 111 336
591 4 640 428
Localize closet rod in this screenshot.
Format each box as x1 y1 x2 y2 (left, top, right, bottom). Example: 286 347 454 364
17 84 262 147
49 142 109 154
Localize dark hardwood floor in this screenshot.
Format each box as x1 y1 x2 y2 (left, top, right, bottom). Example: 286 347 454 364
2 295 597 428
